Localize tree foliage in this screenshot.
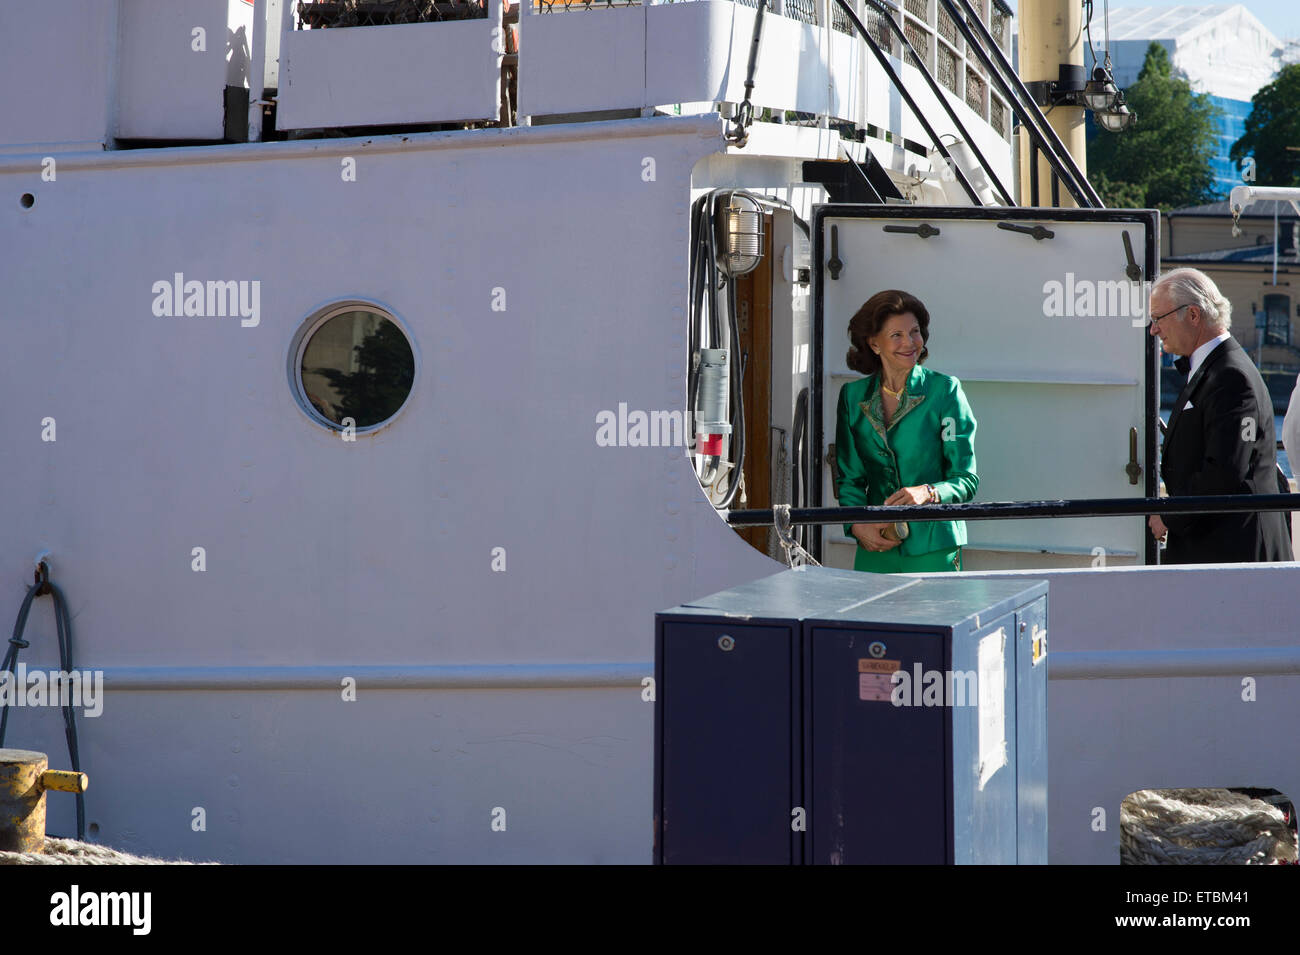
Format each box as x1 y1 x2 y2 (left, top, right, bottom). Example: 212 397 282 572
1086 43 1221 210
1230 64 1300 187
1089 170 1147 209
315 321 414 427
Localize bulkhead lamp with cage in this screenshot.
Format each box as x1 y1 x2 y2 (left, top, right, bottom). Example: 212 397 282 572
1096 92 1135 133
716 192 765 277
1082 67 1119 112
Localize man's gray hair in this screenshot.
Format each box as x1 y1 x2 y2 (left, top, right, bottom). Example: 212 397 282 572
1153 267 1232 331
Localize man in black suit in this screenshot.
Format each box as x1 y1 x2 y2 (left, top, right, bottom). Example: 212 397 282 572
1148 268 1293 563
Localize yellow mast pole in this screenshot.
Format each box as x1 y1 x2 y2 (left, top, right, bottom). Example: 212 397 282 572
1018 0 1087 207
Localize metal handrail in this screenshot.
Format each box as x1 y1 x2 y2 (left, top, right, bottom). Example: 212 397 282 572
826 0 984 205
725 493 1299 527
841 0 1014 206
939 0 1103 208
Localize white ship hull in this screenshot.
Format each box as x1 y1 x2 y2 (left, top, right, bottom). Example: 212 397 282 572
2 0 1298 865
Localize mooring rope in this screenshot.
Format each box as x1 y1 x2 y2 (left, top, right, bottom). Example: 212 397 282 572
1121 788 1298 865
0 836 217 866
773 504 820 568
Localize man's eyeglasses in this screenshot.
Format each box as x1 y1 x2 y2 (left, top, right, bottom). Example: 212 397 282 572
1149 303 1189 324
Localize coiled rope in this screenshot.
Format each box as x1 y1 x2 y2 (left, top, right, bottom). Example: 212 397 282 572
1121 788 1298 865
0 837 216 866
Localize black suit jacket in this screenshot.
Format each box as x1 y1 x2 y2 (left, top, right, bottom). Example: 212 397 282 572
1160 336 1293 563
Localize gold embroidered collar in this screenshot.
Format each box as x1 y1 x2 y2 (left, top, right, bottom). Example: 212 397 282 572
860 366 926 440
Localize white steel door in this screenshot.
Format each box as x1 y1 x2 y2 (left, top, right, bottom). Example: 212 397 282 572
815 206 1159 570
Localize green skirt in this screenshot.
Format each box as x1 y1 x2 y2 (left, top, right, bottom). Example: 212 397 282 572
853 545 962 574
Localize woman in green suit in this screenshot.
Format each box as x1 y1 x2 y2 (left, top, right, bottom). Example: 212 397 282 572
835 290 978 573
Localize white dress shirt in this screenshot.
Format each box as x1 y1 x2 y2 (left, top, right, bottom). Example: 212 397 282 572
1188 330 1230 378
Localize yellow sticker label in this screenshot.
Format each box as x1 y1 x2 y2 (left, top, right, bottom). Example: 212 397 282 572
1031 626 1047 665
859 659 902 702
858 658 901 673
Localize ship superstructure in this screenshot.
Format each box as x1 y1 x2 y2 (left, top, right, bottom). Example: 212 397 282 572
1 0 1297 864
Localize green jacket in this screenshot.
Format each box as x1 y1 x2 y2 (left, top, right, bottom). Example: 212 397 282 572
835 365 979 555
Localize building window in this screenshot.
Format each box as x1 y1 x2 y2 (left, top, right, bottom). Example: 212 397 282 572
937 42 958 94
965 66 986 116
990 1 1012 54
903 19 932 71
294 303 416 431
1264 293 1291 346
864 5 898 55
937 6 961 49
990 95 1008 140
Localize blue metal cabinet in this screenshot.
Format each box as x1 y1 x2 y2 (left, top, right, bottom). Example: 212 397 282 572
655 620 796 864
805 624 950 863
654 568 901 864
1014 599 1049 864
804 577 1044 864
655 567 1047 865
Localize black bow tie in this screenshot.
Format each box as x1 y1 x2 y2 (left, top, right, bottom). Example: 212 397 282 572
1174 356 1190 376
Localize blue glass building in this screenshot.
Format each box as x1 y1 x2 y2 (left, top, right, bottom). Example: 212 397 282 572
1080 5 1284 199
1205 94 1253 197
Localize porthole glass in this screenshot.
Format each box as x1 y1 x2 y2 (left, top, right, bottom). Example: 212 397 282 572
297 306 415 429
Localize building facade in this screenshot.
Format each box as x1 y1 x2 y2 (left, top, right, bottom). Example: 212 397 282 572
1094 4 1283 198
1163 199 1300 408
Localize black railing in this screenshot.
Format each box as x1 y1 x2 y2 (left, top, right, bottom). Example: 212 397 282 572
725 494 1299 527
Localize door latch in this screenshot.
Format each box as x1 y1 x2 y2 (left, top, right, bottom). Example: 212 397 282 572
828 225 842 280
1121 230 1142 282
1126 427 1142 485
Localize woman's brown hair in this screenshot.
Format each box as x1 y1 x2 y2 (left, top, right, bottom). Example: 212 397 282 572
846 289 931 376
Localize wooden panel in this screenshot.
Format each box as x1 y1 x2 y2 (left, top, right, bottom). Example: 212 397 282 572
735 216 774 552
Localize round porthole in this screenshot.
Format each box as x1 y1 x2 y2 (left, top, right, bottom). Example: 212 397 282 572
293 303 415 431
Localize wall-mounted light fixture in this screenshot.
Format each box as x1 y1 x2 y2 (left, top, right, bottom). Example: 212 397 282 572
1026 64 1135 133
715 192 765 277
1085 67 1135 132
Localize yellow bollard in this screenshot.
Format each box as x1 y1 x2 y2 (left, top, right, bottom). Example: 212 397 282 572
0 748 88 853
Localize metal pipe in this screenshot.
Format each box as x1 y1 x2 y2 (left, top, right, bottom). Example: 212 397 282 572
817 0 831 130
247 0 266 143
1229 184 1300 216
517 0 531 126
83 663 649 690
1051 647 1300 680
724 493 1300 526
41 770 89 793
1029 136 1039 205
